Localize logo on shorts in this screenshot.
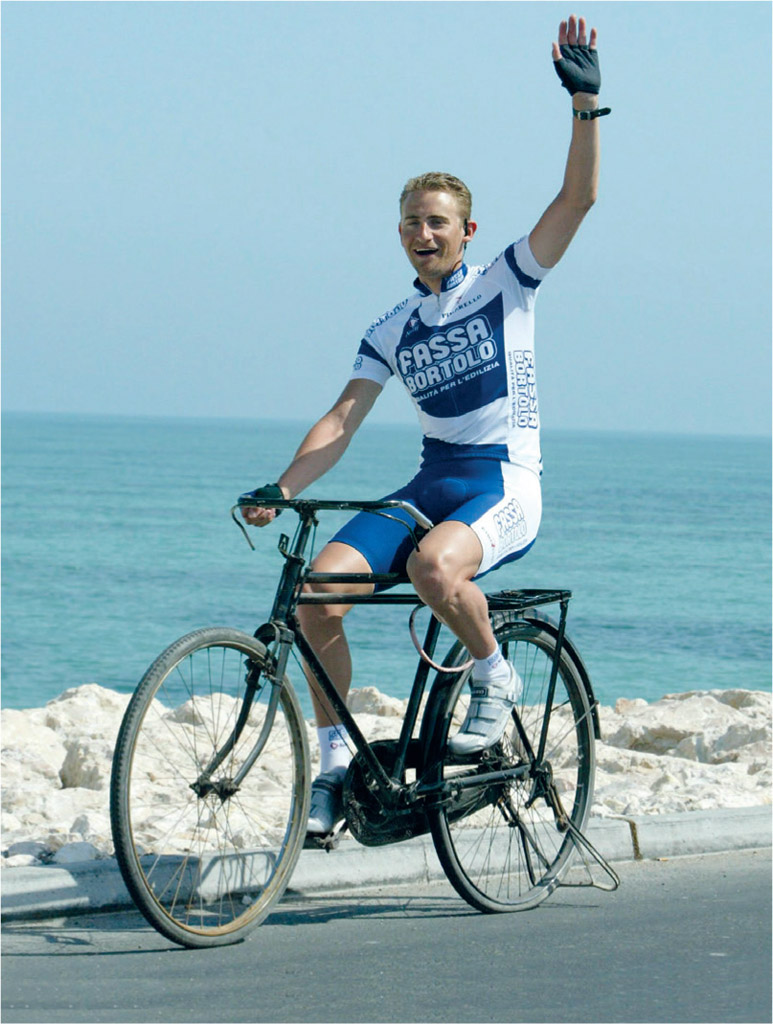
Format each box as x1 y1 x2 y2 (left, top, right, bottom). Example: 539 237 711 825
493 499 527 543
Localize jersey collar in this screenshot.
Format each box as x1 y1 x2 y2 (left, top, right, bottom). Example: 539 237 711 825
413 263 468 297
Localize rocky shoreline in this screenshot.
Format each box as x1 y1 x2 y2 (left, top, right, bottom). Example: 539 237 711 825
2 684 770 868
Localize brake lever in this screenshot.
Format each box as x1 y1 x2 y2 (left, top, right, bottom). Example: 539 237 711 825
230 506 256 551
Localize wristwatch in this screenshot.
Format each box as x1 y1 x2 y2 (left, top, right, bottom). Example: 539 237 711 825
573 107 611 120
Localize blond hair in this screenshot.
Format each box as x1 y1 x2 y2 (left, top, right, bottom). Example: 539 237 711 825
399 172 472 221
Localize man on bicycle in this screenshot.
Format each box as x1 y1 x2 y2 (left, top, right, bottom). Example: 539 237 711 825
242 15 608 836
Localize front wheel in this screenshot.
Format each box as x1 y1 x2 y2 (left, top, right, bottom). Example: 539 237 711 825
427 615 595 913
110 627 310 948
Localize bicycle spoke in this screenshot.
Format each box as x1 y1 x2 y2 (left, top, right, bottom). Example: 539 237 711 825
111 629 310 947
429 617 595 912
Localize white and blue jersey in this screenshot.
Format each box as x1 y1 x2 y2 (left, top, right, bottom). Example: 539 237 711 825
333 235 550 580
350 235 550 476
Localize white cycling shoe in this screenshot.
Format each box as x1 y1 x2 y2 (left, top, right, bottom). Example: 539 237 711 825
448 663 522 757
306 768 346 835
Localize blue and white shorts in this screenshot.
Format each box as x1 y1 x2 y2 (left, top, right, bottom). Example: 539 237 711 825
331 456 541 581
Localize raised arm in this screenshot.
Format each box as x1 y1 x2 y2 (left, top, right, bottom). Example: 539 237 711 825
241 377 382 526
528 15 607 270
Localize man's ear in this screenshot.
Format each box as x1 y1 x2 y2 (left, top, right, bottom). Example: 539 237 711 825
463 219 478 243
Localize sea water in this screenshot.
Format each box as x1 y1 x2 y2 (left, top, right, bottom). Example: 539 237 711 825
2 412 770 716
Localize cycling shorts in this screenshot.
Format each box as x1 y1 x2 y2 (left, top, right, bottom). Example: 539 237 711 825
330 457 541 581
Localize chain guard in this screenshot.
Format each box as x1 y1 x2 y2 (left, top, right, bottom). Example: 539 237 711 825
342 739 430 847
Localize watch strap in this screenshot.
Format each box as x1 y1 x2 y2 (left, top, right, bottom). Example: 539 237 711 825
573 106 612 120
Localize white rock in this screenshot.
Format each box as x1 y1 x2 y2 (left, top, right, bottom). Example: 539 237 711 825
42 684 131 735
0 682 769 865
2 813 22 835
60 737 115 790
347 686 405 717
51 841 100 864
3 854 43 868
4 840 47 859
592 742 770 817
1 750 61 797
1 713 66 779
614 697 648 713
70 810 111 842
599 690 771 765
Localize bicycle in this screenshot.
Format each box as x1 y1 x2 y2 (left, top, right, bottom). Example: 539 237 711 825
110 495 618 949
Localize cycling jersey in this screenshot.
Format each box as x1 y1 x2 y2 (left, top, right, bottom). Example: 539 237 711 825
350 235 550 476
333 235 550 580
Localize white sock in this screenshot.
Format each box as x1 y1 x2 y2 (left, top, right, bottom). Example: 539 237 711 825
472 646 511 685
317 724 352 776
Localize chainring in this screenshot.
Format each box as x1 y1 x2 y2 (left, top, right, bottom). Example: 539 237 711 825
342 739 430 847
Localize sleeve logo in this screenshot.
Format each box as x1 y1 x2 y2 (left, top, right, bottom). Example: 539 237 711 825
508 350 539 429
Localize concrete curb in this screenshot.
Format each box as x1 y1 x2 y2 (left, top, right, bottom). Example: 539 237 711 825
1 807 770 923
625 806 772 860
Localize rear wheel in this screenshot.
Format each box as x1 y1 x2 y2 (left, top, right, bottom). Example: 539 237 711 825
428 615 595 913
110 627 310 947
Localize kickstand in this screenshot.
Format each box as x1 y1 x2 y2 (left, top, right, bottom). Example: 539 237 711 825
561 818 621 891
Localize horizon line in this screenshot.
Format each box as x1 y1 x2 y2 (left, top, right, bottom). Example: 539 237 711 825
1 407 770 444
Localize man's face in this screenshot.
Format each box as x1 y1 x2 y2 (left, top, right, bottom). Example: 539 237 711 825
399 190 476 289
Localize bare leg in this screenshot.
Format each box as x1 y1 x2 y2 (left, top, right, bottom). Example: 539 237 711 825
406 521 495 658
296 541 374 727
408 521 522 756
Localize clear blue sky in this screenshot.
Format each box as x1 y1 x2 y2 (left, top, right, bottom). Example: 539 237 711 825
3 1 771 435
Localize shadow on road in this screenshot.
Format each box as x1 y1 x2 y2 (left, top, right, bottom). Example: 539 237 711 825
1 881 601 956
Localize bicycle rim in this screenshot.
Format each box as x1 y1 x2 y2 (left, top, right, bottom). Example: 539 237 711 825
110 627 310 947
429 618 595 913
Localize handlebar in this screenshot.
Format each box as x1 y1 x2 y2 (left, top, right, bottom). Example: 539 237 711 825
231 496 435 551
235 496 434 531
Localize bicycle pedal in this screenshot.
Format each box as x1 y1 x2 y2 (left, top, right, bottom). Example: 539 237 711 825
303 822 347 853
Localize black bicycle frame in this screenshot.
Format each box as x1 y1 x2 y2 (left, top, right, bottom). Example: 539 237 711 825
233 497 585 806
242 501 439 801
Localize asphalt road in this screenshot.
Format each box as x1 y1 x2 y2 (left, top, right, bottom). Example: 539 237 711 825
2 849 771 1024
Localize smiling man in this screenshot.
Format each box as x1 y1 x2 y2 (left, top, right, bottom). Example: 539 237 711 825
400 185 475 284
242 15 610 837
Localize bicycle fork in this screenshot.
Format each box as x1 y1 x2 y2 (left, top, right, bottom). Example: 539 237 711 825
189 634 289 801
190 524 311 802
195 616 312 802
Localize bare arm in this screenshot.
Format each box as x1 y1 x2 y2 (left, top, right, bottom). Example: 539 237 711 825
278 378 382 496
529 16 602 270
242 377 382 525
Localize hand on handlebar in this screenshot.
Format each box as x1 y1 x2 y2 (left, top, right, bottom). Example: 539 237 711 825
241 507 278 528
239 483 287 528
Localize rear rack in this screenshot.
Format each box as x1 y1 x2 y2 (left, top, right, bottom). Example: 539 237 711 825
486 589 572 611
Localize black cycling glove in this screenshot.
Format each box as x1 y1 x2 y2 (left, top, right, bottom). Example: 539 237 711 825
553 44 601 95
238 482 285 513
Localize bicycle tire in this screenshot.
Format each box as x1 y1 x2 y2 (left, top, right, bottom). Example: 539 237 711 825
427 613 595 913
110 627 310 948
